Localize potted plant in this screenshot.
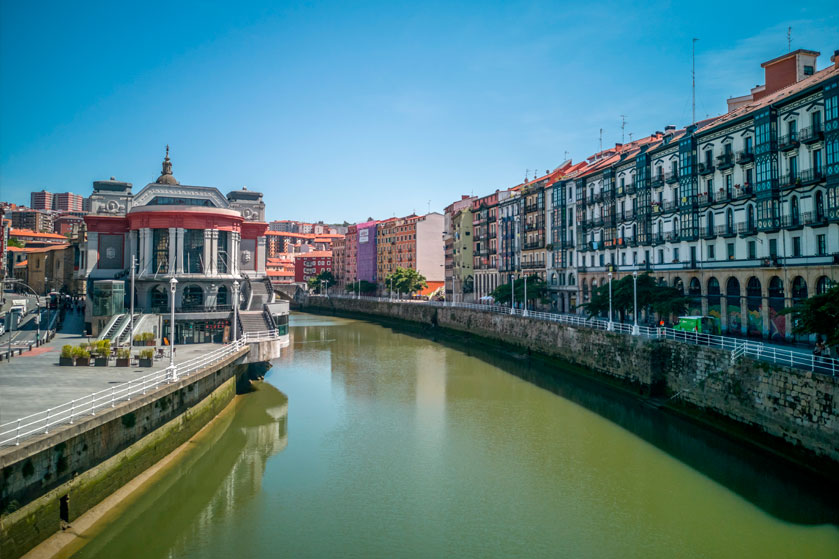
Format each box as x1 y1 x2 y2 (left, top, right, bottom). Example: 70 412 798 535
116 347 131 367
143 332 155 346
138 349 154 367
59 345 75 366
133 334 143 347
75 346 90 366
94 340 110 366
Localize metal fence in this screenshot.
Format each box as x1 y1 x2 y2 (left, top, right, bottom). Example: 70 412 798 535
313 294 838 377
0 330 281 448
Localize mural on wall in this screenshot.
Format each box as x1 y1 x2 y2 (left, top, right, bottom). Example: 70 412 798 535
726 301 741 333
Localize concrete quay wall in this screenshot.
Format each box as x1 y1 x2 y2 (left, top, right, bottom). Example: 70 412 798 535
0 348 253 559
303 297 838 463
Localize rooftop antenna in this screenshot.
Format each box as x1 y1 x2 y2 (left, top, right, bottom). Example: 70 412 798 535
620 115 626 143
692 38 698 124
787 27 791 52
629 132 634 142
564 150 569 160
427 200 431 214
599 128 603 152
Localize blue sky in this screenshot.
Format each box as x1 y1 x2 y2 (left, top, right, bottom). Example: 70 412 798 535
1 1 837 223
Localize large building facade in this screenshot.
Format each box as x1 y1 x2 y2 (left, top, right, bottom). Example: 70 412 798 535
80 150 278 341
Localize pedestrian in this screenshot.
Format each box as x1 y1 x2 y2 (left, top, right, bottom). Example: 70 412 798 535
813 337 824 364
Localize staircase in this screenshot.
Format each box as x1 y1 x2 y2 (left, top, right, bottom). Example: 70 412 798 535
248 279 274 310
98 313 140 343
115 313 143 345
236 311 273 335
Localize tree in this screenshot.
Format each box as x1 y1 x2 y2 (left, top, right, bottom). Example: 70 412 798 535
345 280 377 294
307 270 335 292
783 284 839 346
7 238 24 248
583 273 689 321
385 267 427 296
490 275 548 306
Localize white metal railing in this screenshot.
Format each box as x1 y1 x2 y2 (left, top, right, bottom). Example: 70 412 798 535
311 294 838 377
0 330 281 448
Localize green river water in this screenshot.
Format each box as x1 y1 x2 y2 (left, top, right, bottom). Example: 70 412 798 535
68 313 839 558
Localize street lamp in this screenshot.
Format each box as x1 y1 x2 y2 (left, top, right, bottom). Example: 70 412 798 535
510 274 515 315
632 271 640 335
607 271 614 331
523 275 528 317
169 277 178 369
232 280 240 343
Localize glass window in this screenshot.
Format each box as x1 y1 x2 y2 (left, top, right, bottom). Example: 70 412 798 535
708 244 715 259
792 236 801 257
748 241 756 259
184 230 205 273
152 229 169 273
727 243 735 260
769 238 778 258
817 234 826 256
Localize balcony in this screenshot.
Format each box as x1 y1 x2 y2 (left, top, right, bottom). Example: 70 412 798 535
697 162 715 176
697 192 713 205
591 216 604 227
716 153 735 170
799 125 823 144
799 167 826 186
523 240 544 250
664 231 680 242
625 182 637 195
715 224 737 238
736 150 754 164
802 211 828 227
700 227 716 240
665 171 679 184
778 132 800 151
780 171 800 188
621 209 635 221
593 192 604 203
525 221 543 232
521 261 546 270
780 215 803 230
524 203 540 213
737 222 757 237
651 175 665 188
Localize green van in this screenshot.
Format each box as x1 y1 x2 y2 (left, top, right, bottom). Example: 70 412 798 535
673 315 721 335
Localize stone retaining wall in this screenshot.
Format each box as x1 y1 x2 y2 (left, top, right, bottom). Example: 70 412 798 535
303 297 838 463
0 348 251 559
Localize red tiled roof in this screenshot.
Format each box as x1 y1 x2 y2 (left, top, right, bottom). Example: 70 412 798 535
6 244 70 253
419 281 445 297
10 228 68 240
293 251 333 259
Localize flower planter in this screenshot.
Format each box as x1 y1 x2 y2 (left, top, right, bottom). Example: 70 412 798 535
146 340 155 347
139 358 153 367
94 357 109 367
59 357 75 366
76 358 90 366
116 358 130 367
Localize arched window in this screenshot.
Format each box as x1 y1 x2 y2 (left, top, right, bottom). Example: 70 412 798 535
708 277 720 296
217 285 229 307
673 277 684 294
815 191 825 222
746 277 761 298
790 196 800 226
689 277 701 296
568 273 576 286
182 285 204 310
551 273 558 286
816 276 832 295
791 276 807 301
150 285 167 310
768 276 784 298
726 277 740 297
745 277 762 336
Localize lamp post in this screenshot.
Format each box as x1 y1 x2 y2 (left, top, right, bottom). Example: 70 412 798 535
632 270 640 335
129 255 136 348
607 271 614 331
232 280 240 343
169 277 178 369
523 275 528 317
510 274 515 315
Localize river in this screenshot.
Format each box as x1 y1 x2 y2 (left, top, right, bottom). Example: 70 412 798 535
66 313 839 558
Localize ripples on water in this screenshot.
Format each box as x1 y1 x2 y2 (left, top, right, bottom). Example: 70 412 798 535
69 313 839 558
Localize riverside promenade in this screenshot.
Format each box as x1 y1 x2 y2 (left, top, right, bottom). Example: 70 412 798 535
0 312 224 425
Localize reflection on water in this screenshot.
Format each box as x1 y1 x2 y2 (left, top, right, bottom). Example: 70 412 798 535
71 313 839 558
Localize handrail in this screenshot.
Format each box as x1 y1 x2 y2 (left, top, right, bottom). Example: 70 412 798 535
312 294 838 377
0 330 281 448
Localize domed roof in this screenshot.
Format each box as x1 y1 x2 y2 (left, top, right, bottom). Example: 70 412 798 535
155 145 179 185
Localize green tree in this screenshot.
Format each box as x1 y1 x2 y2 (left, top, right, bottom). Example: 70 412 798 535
307 270 335 292
7 238 24 248
385 267 427 296
782 284 839 346
490 275 548 306
583 273 689 321
345 280 377 294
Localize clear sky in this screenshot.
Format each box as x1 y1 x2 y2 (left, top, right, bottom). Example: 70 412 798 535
1 1 836 223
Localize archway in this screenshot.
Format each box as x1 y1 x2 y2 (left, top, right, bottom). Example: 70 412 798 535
182 285 204 311
791 276 808 342
688 277 702 315
768 276 785 341
150 285 167 311
816 275 832 295
726 277 741 334
745 276 762 337
707 277 721 323
672 277 684 294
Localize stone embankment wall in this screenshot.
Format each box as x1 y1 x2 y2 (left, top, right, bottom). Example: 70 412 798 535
0 348 252 559
303 297 838 463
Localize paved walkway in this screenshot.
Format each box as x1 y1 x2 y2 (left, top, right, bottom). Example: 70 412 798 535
0 316 225 425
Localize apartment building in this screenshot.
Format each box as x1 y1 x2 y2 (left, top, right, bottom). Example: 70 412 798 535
377 213 444 285
444 196 475 301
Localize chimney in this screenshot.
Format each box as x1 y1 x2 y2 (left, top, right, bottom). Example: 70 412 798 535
755 49 820 100
832 50 839 69
664 125 676 132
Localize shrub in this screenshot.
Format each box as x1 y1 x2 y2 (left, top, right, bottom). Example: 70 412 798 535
142 332 155 342
95 339 110 357
139 349 154 360
78 349 90 359
133 334 143 343
60 345 74 359
117 348 130 359
79 342 89 350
